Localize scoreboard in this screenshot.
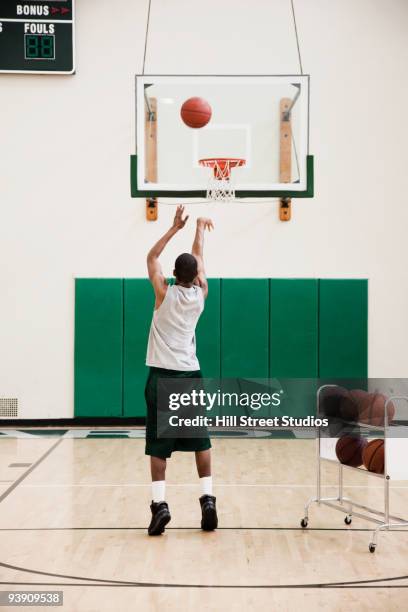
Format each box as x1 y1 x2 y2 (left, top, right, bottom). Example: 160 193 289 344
0 1 75 74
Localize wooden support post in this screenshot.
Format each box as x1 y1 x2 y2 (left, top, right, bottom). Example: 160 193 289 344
145 97 158 221
279 97 292 222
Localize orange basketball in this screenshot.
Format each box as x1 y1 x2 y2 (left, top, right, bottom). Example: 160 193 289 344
180 97 212 128
335 435 367 468
321 386 351 418
350 389 368 404
352 390 374 424
370 393 395 426
355 391 395 426
339 390 359 422
363 439 384 474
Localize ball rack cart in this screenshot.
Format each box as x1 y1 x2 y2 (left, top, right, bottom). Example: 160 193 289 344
300 385 408 552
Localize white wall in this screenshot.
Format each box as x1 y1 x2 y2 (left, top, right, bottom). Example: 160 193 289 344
1 0 408 418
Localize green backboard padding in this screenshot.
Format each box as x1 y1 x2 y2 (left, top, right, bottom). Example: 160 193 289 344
131 155 314 199
319 279 368 378
74 279 123 417
221 279 269 378
196 279 221 378
123 279 154 417
270 279 318 377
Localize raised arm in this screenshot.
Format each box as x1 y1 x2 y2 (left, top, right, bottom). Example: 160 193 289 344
147 205 189 307
191 217 214 299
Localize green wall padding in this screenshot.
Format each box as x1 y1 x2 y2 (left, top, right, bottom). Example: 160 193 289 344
319 279 368 378
123 279 154 417
269 279 319 418
221 279 269 378
74 278 368 418
196 279 221 378
74 279 123 417
270 279 319 377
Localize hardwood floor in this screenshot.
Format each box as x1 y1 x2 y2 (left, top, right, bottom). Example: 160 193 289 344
0 436 407 611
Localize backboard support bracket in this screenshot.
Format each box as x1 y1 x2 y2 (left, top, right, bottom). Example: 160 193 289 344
146 197 158 221
145 96 158 221
279 97 292 221
279 197 292 221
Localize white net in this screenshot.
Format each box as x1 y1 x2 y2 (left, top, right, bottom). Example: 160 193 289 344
207 178 235 202
199 158 245 203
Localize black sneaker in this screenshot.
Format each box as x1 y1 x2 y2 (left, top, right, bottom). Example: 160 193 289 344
148 501 171 536
199 495 218 531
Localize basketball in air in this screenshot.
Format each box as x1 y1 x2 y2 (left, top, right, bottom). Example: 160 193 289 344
180 97 212 128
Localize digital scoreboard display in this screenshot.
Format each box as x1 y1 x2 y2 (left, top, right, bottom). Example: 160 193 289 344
0 1 74 74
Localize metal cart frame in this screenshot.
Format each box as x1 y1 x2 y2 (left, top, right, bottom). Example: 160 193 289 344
300 385 408 552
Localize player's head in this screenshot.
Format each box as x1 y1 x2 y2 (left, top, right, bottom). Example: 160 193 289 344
174 253 198 285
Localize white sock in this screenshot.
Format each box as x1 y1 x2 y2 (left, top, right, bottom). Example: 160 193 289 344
200 476 213 496
152 480 166 503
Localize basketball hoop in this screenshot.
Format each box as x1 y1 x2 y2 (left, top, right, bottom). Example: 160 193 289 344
199 158 246 202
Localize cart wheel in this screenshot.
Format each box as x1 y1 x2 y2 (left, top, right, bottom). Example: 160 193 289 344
300 518 308 528
369 543 376 553
344 516 352 525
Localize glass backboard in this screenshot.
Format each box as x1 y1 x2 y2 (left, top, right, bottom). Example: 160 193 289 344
132 75 312 200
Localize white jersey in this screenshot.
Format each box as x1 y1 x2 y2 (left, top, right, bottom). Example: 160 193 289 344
146 284 205 371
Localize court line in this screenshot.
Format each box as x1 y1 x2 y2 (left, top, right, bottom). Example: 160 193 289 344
1 526 408 532
0 560 408 589
0 582 408 589
0 439 63 504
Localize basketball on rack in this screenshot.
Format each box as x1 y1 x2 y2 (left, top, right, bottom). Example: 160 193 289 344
339 393 359 422
180 97 212 128
363 439 385 474
369 393 395 426
320 386 357 421
353 391 395 426
349 389 370 416
335 434 368 467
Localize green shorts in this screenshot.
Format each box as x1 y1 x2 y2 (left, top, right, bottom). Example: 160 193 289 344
145 366 212 459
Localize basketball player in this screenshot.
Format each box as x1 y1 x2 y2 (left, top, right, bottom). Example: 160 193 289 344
145 205 217 536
